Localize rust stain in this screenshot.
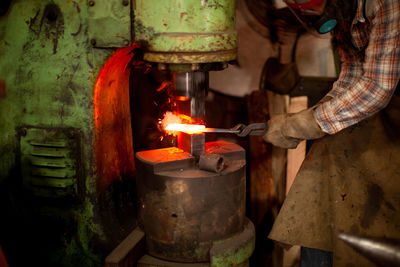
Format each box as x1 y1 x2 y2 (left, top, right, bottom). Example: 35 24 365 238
180 12 188 23
72 1 81 13
71 23 82 36
28 9 41 34
0 78 5 98
28 4 65 54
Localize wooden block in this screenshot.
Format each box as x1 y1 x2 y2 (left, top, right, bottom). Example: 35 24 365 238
105 227 145 267
282 245 300 267
247 90 274 226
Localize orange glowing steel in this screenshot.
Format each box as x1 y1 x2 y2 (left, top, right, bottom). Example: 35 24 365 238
161 112 206 135
178 114 194 122
176 96 189 101
161 112 181 129
165 123 206 134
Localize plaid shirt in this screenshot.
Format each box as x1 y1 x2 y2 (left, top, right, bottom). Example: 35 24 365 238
315 0 400 134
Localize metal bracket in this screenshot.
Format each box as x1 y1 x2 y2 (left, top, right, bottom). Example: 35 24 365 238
87 0 131 48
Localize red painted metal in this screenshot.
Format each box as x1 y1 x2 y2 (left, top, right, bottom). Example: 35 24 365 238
284 0 324 10
93 46 136 191
0 246 8 267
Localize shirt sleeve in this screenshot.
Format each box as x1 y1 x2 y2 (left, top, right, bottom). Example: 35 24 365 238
315 0 400 134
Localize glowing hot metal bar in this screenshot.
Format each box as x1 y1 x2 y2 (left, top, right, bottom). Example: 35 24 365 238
165 123 206 134
165 123 242 135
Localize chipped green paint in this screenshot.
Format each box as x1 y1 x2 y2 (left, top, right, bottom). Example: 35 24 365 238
0 0 135 266
87 0 131 47
210 219 255 267
136 220 254 266
134 0 237 63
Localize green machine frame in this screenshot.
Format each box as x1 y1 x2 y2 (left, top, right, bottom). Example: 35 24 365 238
0 0 237 266
134 0 237 64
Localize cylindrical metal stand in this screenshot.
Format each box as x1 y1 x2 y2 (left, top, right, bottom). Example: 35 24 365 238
137 218 255 267
135 141 248 262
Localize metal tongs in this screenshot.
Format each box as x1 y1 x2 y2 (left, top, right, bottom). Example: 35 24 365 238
203 123 268 137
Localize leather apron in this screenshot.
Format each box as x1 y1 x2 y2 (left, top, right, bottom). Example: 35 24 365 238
268 95 400 266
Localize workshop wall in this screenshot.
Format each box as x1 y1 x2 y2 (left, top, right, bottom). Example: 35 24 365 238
210 1 336 97
208 1 337 266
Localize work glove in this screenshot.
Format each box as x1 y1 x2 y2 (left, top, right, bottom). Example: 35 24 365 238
263 108 326 149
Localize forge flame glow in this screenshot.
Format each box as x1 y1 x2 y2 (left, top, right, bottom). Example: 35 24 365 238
165 123 206 134
161 111 205 135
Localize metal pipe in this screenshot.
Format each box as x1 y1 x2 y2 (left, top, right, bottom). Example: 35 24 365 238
338 233 400 267
199 152 225 173
173 71 208 158
173 71 208 118
135 141 247 262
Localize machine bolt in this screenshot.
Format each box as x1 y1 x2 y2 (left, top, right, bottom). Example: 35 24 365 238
90 39 96 46
20 128 27 137
88 0 95 6
122 0 129 6
191 63 200 71
158 63 167 71
65 130 75 139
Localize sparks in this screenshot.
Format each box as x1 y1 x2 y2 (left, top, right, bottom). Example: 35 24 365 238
161 112 182 132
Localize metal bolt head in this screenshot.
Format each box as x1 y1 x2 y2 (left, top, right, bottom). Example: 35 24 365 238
65 129 76 139
122 0 129 6
20 128 27 137
191 63 200 71
90 39 96 46
88 0 95 6
158 63 167 71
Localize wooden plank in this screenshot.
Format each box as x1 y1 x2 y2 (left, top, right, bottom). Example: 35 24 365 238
247 90 275 227
266 91 289 267
286 96 308 194
282 245 301 267
105 227 145 267
267 91 289 205
282 96 307 267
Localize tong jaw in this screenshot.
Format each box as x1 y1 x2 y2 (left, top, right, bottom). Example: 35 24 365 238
231 123 268 137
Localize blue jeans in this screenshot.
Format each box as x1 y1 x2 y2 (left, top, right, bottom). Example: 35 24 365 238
300 247 333 267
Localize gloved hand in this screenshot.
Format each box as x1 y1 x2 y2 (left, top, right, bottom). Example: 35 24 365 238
263 108 326 149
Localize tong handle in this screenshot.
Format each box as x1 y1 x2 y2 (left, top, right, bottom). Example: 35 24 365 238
231 123 268 137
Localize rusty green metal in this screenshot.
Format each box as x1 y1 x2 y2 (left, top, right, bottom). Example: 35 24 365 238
136 219 255 266
134 0 237 63
0 0 242 266
210 219 255 267
87 0 131 47
19 127 80 197
0 1 136 266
